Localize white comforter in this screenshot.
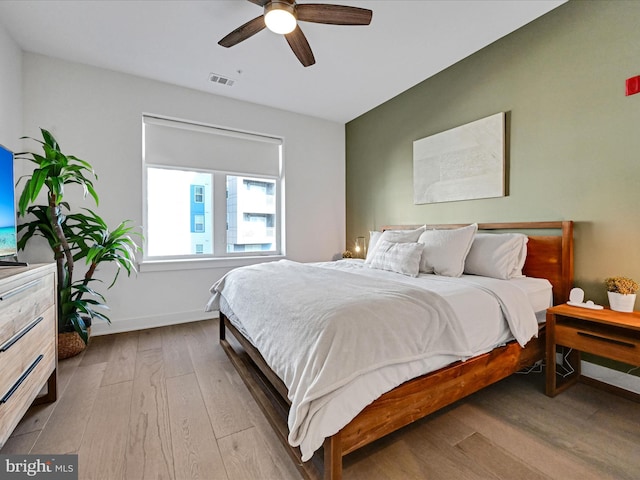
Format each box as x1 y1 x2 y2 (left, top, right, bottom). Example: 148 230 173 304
206 259 539 461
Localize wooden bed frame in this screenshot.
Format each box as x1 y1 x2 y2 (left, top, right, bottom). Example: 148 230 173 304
219 221 574 480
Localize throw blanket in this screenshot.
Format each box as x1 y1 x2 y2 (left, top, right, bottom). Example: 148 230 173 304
408 274 540 347
207 260 477 461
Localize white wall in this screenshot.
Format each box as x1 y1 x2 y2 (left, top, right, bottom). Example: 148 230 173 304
21 53 345 334
0 22 22 153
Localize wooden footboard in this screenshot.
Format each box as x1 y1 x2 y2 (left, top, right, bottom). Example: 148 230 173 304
337 329 544 457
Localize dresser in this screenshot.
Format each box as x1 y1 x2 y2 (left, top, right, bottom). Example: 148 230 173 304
0 264 58 447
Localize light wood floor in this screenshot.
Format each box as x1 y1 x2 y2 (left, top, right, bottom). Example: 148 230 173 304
3 319 639 479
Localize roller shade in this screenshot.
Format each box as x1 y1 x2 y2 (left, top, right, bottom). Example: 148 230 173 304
143 115 281 176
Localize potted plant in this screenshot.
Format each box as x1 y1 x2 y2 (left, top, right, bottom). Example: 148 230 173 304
16 128 141 358
604 276 639 313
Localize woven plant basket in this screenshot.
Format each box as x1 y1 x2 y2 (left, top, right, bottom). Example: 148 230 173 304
58 328 90 360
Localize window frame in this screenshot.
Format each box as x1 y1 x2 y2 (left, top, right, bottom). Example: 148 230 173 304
141 115 284 268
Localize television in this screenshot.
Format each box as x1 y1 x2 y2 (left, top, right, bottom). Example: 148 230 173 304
0 144 27 266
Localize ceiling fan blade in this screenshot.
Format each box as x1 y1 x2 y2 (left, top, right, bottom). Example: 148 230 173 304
296 4 372 25
218 16 266 47
285 26 315 67
246 0 269 6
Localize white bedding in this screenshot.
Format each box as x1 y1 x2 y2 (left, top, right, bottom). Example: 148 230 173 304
205 259 549 461
316 259 551 346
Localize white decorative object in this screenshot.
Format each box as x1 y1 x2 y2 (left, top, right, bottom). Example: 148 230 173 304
413 112 505 204
607 291 636 313
567 300 604 310
569 287 584 304
567 287 603 310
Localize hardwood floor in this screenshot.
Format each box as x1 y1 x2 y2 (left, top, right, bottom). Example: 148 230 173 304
3 319 639 479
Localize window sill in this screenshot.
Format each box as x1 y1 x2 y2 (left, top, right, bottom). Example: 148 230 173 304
139 255 285 273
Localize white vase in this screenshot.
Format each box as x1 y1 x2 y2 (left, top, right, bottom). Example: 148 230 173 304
607 291 636 313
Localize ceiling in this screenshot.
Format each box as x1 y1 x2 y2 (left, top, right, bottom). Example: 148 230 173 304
0 0 566 123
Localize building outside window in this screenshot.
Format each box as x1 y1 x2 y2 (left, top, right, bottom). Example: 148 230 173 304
227 176 276 252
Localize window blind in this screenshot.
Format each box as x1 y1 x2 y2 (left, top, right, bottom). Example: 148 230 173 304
143 115 281 176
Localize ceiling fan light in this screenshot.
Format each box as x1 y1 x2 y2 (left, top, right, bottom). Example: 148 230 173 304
264 3 297 35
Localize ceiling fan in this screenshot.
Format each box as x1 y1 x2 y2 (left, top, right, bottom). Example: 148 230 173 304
218 0 373 67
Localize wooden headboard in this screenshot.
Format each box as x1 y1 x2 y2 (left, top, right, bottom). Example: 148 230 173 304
381 221 574 306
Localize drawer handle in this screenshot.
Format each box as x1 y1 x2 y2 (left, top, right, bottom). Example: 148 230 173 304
0 316 44 353
577 331 636 348
0 354 44 405
0 279 41 301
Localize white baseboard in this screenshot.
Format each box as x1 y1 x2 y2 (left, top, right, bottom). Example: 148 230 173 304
582 361 640 394
90 316 640 395
90 309 220 336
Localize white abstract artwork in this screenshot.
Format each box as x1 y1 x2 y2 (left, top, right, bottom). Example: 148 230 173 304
413 112 505 204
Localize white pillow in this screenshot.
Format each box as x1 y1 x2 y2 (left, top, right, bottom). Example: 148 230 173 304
366 231 382 262
464 233 528 279
418 223 478 277
512 236 528 277
368 240 423 277
365 225 426 265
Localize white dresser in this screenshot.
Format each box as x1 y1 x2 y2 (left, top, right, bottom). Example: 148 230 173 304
0 264 57 447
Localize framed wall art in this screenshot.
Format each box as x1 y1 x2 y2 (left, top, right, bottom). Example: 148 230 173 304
413 112 505 204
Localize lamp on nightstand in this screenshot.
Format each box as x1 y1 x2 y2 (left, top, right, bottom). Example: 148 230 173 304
354 236 367 259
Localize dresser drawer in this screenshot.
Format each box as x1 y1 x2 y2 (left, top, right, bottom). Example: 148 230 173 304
0 264 57 448
0 271 55 346
0 305 56 392
0 306 56 445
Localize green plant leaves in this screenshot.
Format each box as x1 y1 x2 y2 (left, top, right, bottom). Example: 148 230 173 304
16 128 142 344
16 128 99 216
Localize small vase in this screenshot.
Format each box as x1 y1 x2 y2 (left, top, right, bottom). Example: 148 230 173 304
607 291 636 313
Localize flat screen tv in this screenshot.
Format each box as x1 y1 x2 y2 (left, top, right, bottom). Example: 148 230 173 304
0 144 26 266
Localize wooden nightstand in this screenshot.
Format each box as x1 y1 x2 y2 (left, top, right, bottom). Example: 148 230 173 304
545 303 640 397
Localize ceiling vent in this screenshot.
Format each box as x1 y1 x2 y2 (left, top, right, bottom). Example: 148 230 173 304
209 73 235 87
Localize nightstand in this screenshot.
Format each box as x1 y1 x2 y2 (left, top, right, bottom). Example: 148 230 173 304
545 303 640 397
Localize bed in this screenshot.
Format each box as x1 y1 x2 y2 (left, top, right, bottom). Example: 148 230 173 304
207 221 574 480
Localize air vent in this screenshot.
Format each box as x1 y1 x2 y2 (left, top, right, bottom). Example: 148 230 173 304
209 73 235 87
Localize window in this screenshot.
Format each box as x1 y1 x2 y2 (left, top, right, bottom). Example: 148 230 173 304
193 215 205 233
143 115 283 261
193 185 204 203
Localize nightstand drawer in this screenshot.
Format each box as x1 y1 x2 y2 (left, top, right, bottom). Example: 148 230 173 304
555 322 640 366
0 272 55 345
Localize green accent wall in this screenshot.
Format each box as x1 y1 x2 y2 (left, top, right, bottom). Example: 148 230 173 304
346 0 640 308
